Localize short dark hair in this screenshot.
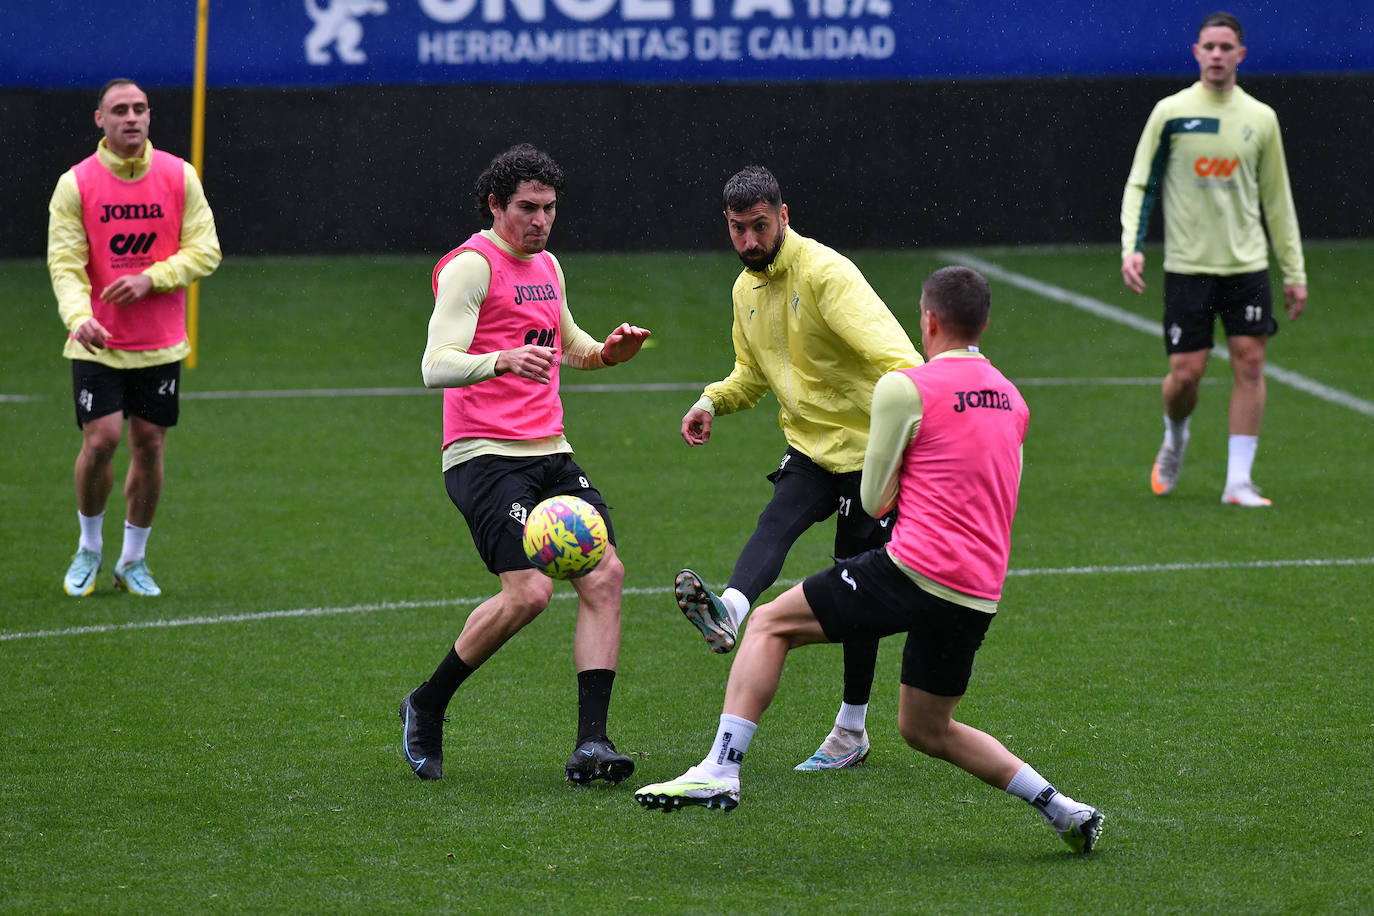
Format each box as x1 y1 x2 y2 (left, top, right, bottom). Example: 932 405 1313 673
1198 11 1243 43
97 78 144 109
723 165 782 213
922 266 991 338
474 144 565 223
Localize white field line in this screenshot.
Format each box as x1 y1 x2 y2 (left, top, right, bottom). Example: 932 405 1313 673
4 555 1371 644
0 383 711 403
939 250 1374 418
1 379 1210 404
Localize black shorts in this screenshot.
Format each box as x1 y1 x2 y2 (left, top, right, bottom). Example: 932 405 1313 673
803 548 993 697
71 359 181 429
444 453 616 576
1162 270 1276 354
767 447 896 550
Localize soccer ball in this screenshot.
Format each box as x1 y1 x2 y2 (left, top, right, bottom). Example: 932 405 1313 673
522 495 608 580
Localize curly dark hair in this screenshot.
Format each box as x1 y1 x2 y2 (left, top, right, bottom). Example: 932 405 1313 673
922 266 991 338
474 144 565 223
723 165 782 214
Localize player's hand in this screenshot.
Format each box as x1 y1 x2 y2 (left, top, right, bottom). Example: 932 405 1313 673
1121 252 1146 295
1284 284 1307 320
100 273 154 307
681 407 713 446
601 323 651 365
71 317 111 354
495 344 557 384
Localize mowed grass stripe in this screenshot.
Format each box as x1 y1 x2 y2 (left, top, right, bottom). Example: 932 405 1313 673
941 249 1374 418
6 555 1370 643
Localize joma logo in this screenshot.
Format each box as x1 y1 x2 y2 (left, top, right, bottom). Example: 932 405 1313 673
100 203 165 223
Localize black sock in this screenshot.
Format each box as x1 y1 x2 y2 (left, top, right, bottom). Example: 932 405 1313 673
841 637 879 706
411 646 475 714
576 668 616 745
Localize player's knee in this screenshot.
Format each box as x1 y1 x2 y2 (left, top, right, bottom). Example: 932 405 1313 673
504 575 555 621
898 713 947 758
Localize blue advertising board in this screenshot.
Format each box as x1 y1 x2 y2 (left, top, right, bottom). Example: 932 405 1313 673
4 0 1370 87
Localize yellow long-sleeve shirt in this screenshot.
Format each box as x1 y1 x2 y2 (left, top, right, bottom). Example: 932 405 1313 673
1120 81 1305 286
696 227 921 473
48 139 222 368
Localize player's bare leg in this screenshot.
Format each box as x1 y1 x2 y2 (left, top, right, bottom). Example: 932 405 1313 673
566 545 633 784
454 569 555 666
1222 334 1271 505
1153 349 1207 495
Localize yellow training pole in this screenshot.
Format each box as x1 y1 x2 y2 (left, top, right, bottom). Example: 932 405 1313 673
186 0 209 369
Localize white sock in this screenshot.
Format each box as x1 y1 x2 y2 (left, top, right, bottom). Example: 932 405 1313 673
78 511 104 554
119 522 151 567
1164 414 1191 450
1005 763 1083 829
1226 434 1259 490
699 713 756 777
720 588 750 629
835 702 867 733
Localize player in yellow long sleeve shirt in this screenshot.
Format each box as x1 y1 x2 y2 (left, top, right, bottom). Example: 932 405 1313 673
675 165 922 771
49 79 221 598
1120 12 1307 508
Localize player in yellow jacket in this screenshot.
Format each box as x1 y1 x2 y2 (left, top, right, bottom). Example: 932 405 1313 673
1120 11 1306 507
676 165 922 770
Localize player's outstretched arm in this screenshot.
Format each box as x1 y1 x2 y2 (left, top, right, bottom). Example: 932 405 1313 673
600 322 651 365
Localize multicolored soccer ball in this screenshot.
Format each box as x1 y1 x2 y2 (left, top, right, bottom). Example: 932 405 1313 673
522 495 608 580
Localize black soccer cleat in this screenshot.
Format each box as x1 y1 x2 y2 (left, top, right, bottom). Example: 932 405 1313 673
399 687 447 781
565 735 635 785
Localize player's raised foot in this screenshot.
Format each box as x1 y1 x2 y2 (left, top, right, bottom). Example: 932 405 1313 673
1150 436 1188 496
1056 806 1104 854
399 687 447 780
565 735 634 785
1221 482 1272 507
112 559 161 597
794 725 870 771
635 765 740 812
674 568 737 654
63 548 102 596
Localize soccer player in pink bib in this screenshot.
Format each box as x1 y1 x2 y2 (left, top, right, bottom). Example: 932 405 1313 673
399 144 651 786
637 267 1104 854
48 79 222 598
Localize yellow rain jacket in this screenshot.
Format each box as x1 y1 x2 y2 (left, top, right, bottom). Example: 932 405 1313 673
697 228 921 473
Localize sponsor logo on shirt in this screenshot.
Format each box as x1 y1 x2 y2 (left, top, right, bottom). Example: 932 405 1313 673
100 203 166 223
513 282 558 305
952 389 1013 413
524 326 556 346
1194 157 1239 178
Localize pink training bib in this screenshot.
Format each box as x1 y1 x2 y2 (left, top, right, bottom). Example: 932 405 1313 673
72 149 187 350
435 233 566 447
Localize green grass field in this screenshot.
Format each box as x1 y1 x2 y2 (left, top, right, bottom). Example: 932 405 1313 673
2 243 1371 913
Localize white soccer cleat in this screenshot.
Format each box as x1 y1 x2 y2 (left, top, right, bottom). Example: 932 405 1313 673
634 765 740 812
1221 482 1272 507
1151 436 1188 496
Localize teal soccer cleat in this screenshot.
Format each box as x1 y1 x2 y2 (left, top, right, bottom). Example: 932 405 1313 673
794 725 870 771
674 569 737 655
113 559 162 597
63 548 102 596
